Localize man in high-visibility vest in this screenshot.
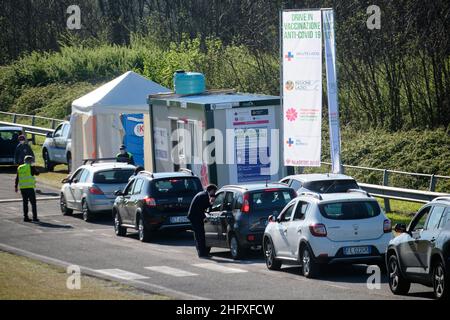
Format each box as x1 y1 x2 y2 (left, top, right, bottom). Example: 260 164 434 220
116 144 135 165
15 155 40 222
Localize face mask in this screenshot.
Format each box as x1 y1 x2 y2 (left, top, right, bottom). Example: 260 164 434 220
20 141 25 144
120 150 126 155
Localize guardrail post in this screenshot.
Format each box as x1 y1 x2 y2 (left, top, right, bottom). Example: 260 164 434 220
429 174 436 192
31 116 36 145
12 113 17 123
51 119 56 129
383 170 391 212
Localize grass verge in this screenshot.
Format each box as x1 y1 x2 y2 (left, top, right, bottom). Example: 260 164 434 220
0 251 170 300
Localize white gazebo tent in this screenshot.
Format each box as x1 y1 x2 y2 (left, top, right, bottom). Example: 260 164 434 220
70 71 170 171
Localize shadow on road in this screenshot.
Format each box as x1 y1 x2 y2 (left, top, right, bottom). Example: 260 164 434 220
0 165 18 174
277 264 389 284
36 190 59 196
34 221 73 229
126 230 195 247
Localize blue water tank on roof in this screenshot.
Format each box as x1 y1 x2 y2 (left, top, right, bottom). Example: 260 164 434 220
174 70 205 95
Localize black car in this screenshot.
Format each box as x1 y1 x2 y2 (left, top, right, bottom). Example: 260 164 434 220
112 170 203 242
386 197 450 299
0 126 24 165
204 183 297 260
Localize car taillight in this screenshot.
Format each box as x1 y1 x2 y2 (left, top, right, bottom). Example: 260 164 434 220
89 186 104 195
242 193 250 214
144 197 156 207
309 223 327 237
384 219 392 233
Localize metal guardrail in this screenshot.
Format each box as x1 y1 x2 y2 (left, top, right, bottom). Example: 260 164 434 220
0 111 63 143
320 162 450 210
359 183 449 204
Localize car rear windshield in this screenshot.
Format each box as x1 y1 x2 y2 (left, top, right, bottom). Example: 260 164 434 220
151 177 203 197
250 189 295 211
303 179 359 193
319 201 381 220
0 130 22 142
93 169 134 184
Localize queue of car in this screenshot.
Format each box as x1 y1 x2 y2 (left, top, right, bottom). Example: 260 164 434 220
57 159 450 300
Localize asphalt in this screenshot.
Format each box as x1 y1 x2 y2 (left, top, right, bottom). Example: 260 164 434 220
0 169 435 300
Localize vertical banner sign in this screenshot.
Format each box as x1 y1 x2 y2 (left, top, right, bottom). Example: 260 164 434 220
323 10 342 174
282 10 322 167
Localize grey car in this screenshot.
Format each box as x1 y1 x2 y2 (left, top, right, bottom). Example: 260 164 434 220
60 161 136 222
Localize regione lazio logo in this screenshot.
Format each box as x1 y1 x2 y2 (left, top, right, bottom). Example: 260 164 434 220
285 52 294 61
285 81 294 91
134 123 144 137
286 108 298 122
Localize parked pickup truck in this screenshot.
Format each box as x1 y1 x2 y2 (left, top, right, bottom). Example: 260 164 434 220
42 121 72 172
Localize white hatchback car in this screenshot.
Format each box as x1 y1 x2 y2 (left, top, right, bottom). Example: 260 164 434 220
263 190 393 278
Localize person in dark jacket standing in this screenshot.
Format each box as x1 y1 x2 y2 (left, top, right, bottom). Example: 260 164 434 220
15 155 40 222
187 184 218 258
116 144 135 165
14 135 34 165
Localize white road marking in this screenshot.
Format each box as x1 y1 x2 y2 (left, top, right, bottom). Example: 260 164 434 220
0 243 206 300
193 263 248 274
95 268 149 280
145 266 198 277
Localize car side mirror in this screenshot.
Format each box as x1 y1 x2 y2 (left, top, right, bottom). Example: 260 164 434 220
114 190 123 196
46 132 53 138
268 215 276 223
61 178 69 184
394 223 407 233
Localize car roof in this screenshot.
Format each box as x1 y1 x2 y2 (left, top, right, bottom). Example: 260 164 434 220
79 162 136 172
296 191 376 204
221 183 293 192
431 197 450 206
282 173 355 183
0 126 23 131
137 171 200 179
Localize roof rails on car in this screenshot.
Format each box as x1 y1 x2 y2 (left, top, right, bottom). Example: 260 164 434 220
137 171 154 178
299 192 323 200
179 168 195 176
347 189 372 197
226 185 249 190
433 196 450 202
83 158 117 165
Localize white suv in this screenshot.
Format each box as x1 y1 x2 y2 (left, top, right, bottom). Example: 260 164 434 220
263 190 393 278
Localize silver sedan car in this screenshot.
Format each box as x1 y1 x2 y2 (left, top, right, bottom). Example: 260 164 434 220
60 161 136 222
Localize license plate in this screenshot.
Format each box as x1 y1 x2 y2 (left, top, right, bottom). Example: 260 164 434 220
343 246 371 256
170 216 190 224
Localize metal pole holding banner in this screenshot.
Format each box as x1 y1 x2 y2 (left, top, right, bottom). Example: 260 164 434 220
323 9 342 174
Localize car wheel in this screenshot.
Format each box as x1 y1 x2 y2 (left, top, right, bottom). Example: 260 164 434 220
264 237 282 270
301 245 319 278
138 215 151 242
433 260 448 300
113 210 127 237
60 194 73 216
387 254 411 295
82 200 94 222
229 235 244 260
43 150 54 172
